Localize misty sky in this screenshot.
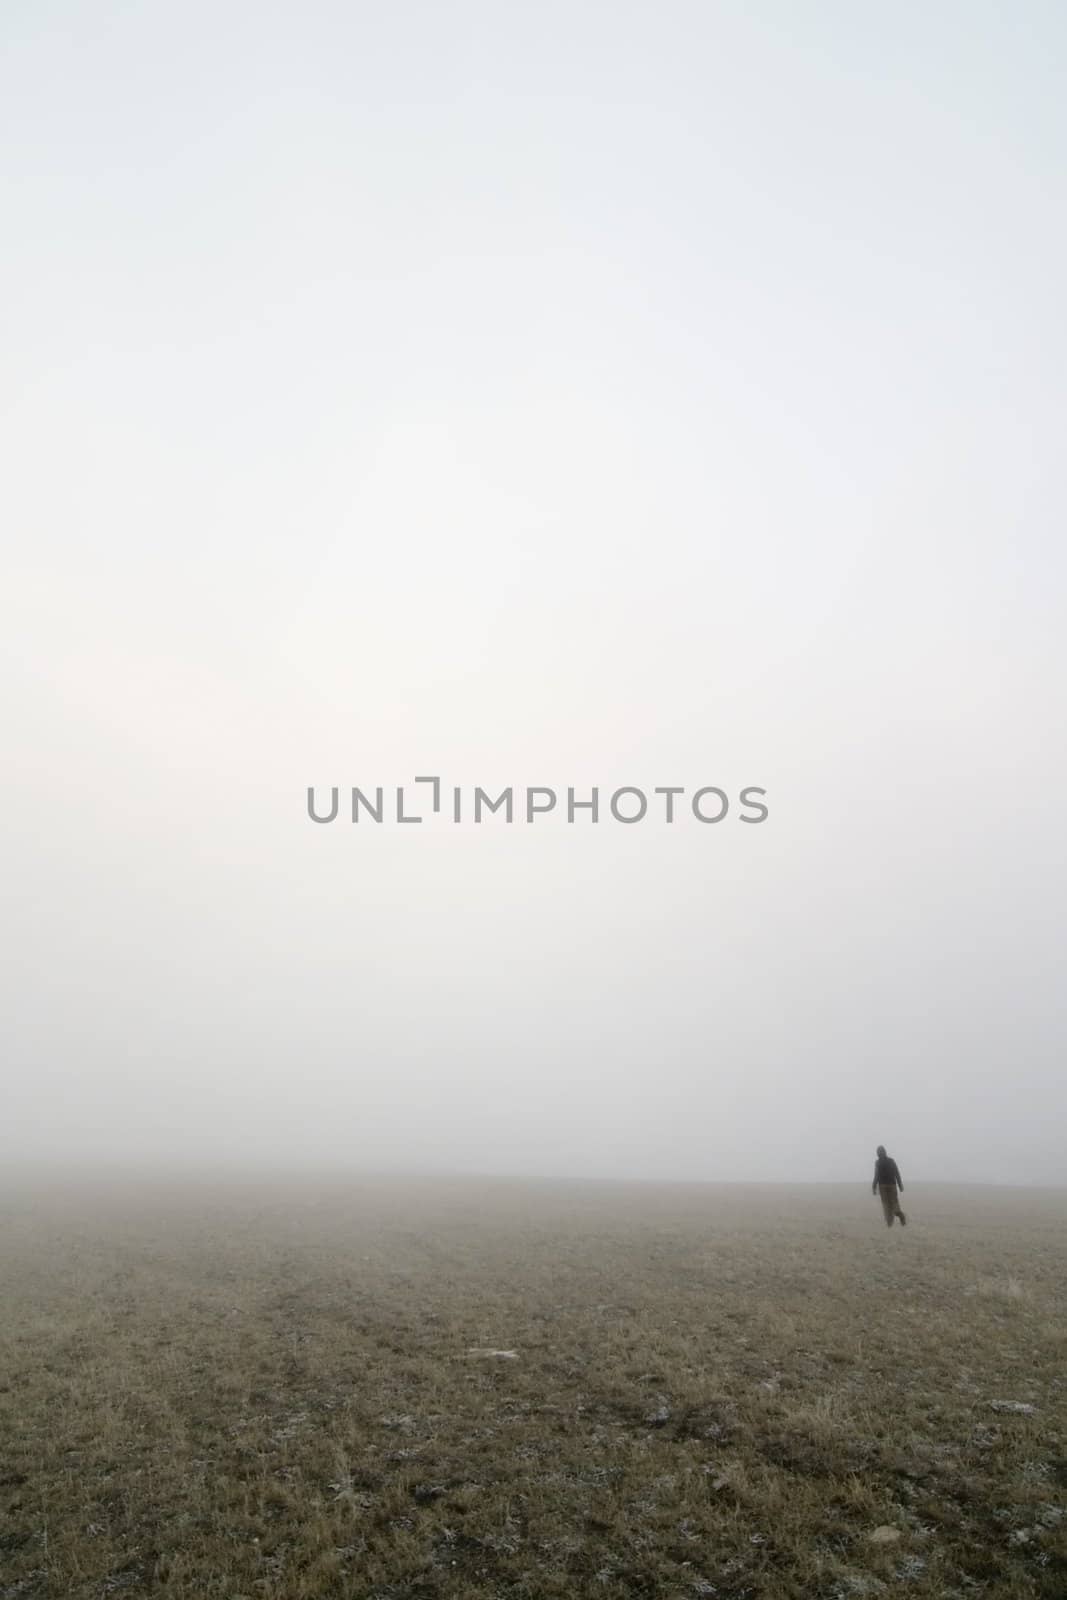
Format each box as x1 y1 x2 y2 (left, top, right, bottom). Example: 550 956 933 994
3 2 1065 1185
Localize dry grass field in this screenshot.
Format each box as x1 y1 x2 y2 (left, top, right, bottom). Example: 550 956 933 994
1 1176 1065 1600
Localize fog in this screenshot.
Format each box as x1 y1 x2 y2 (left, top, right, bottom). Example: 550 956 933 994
3 2 1064 1186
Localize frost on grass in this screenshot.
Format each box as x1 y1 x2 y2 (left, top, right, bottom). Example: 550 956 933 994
3 1178 1066 1600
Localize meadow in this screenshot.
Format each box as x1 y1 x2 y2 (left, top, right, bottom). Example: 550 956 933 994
1 1176 1064 1599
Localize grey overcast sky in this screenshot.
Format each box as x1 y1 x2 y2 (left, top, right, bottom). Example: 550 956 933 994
2 2 1064 1184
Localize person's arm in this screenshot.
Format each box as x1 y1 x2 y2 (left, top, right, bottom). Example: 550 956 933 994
893 1161 903 1191
872 1163 879 1195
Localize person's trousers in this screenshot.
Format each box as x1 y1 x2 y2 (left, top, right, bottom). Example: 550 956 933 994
878 1183 905 1226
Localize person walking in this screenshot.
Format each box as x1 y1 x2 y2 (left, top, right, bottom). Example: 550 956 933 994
872 1145 906 1227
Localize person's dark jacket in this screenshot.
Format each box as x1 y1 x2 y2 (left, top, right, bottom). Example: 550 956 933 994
873 1153 903 1192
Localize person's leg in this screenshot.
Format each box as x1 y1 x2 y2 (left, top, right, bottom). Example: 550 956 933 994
895 1191 907 1225
879 1185 895 1226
